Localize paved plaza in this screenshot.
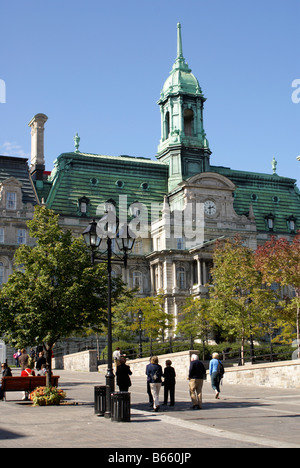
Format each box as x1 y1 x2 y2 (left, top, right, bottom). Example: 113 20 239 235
0 369 300 449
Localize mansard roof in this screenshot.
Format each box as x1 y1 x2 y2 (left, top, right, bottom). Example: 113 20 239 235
0 155 38 206
36 151 168 218
34 148 300 235
211 165 300 233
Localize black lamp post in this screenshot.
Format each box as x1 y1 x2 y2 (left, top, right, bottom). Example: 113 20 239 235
138 309 143 358
82 215 135 418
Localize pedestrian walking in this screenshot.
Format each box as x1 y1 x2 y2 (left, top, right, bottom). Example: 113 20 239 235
188 354 206 410
162 360 176 406
209 352 224 399
13 349 21 367
116 356 132 392
146 356 163 412
113 347 121 371
18 349 29 371
145 358 154 407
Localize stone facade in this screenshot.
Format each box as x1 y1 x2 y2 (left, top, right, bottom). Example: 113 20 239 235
0 156 38 286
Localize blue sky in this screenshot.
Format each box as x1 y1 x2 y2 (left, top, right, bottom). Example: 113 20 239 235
1 0 299 185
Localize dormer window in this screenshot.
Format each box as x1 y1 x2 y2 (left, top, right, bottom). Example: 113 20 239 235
287 215 297 233
0 177 23 211
105 199 116 212
265 214 275 231
129 201 142 218
78 196 90 216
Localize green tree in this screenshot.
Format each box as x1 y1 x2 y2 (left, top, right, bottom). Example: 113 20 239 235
111 292 137 342
250 286 282 359
131 294 173 354
176 297 213 359
209 237 264 365
255 234 300 356
0 206 124 386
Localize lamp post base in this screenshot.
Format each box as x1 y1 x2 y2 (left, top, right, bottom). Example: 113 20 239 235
104 370 115 418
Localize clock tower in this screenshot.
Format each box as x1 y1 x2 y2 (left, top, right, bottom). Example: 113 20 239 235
156 24 211 192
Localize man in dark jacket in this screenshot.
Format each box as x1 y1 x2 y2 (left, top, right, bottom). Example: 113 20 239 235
188 354 206 409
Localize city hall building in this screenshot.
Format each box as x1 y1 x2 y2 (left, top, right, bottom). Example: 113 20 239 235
1 24 300 328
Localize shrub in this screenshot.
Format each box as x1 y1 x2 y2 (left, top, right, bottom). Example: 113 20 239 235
29 386 66 406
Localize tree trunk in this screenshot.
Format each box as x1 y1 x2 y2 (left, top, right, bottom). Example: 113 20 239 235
241 335 245 366
45 345 52 387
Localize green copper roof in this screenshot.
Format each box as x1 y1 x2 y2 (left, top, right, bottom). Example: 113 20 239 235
159 23 204 103
37 152 168 219
211 165 300 233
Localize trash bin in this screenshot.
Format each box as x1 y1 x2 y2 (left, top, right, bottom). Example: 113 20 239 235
94 386 106 417
111 392 131 422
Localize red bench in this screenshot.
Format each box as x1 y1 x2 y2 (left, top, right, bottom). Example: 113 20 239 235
1 376 60 401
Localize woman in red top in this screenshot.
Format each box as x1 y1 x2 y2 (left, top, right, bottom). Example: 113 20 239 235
21 368 35 377
21 368 35 400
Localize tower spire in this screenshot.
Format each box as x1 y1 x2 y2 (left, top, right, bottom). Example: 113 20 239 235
173 23 191 72
177 22 183 59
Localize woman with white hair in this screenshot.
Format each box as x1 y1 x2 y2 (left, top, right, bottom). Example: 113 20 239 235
209 352 223 399
188 354 206 410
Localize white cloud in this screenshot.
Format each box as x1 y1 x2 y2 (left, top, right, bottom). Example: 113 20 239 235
1 141 30 158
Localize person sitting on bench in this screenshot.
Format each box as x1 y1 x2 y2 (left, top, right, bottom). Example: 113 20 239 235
21 367 35 401
0 363 12 401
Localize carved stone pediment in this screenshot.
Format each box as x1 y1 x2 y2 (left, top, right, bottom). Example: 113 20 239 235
185 172 236 191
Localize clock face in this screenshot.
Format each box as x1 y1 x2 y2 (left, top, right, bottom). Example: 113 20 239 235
204 200 216 216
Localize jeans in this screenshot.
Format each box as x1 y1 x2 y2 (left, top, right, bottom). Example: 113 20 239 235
211 372 221 393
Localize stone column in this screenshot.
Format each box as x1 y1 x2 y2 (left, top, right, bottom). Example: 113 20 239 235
28 113 48 180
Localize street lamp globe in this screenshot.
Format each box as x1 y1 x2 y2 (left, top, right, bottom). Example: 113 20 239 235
82 219 101 251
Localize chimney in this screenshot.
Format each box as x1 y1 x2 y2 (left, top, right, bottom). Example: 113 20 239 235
28 113 48 180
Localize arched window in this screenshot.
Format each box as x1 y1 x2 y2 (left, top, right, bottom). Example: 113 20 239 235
184 109 194 136
177 267 185 290
0 262 4 285
133 271 143 292
165 112 170 140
